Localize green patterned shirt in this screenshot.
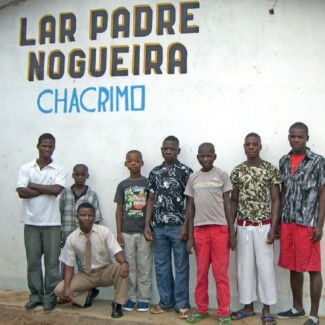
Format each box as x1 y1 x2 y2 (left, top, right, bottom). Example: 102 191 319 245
230 160 282 222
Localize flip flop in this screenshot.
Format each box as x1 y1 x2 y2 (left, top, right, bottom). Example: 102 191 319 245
150 305 173 314
178 308 190 319
231 309 256 320
261 313 276 325
186 312 210 323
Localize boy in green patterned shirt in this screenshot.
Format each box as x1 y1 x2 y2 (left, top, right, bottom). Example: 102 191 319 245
230 133 281 325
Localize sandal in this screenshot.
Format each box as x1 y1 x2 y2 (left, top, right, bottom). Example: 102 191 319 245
261 313 276 325
186 311 210 323
217 316 232 325
231 308 256 320
150 305 173 314
179 308 190 319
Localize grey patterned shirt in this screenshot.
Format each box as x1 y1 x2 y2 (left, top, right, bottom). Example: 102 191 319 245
279 148 325 227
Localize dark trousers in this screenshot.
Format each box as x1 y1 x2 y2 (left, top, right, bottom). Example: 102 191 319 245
24 225 61 304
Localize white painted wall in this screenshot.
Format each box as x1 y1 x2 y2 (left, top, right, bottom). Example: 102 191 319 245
1 0 325 315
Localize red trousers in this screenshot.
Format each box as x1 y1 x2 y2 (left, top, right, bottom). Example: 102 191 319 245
194 225 230 317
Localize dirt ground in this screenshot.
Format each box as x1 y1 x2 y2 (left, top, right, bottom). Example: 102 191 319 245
0 290 323 325
0 308 72 325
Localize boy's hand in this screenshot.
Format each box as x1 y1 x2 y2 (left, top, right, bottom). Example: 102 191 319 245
119 262 129 278
144 226 153 241
310 226 323 242
117 233 125 247
64 286 73 301
266 229 276 244
178 224 188 241
275 226 280 239
229 233 237 251
187 238 195 254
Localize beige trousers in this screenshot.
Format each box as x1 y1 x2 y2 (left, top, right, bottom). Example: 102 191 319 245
54 263 128 306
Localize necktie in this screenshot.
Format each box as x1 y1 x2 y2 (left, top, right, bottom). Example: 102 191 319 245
84 232 92 273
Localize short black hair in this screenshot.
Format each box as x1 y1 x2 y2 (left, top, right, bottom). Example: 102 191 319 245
77 202 95 214
126 150 143 159
198 142 215 153
38 133 55 145
289 122 309 135
73 164 89 173
163 135 179 146
245 132 261 141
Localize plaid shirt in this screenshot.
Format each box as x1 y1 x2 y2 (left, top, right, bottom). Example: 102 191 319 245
280 148 325 227
60 186 102 240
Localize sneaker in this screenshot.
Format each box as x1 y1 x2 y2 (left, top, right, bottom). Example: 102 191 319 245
217 316 232 325
137 301 149 312
123 299 136 311
276 308 305 319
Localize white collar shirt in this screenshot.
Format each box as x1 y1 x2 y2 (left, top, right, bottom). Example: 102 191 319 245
59 224 122 270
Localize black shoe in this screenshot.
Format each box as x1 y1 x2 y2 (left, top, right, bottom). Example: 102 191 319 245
92 288 99 299
111 302 123 318
83 288 99 308
43 302 56 311
25 301 42 310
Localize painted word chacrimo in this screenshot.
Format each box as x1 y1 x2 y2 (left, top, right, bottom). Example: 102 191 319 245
37 85 145 113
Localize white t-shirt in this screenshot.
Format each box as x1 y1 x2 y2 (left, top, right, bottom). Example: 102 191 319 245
184 167 232 226
17 159 67 226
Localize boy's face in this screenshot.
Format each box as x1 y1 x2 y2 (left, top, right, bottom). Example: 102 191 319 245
125 153 143 173
288 128 309 154
161 140 180 164
244 136 261 159
77 207 95 233
37 139 55 160
197 146 216 172
72 166 89 186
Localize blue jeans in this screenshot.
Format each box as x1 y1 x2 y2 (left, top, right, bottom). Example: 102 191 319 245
24 225 61 304
153 225 190 311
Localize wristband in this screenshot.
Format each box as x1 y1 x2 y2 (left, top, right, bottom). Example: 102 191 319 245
120 261 129 265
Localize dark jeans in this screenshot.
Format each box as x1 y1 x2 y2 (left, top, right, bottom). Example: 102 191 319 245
153 225 190 311
24 225 61 304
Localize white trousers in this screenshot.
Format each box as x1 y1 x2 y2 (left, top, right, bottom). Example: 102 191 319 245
236 224 277 305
